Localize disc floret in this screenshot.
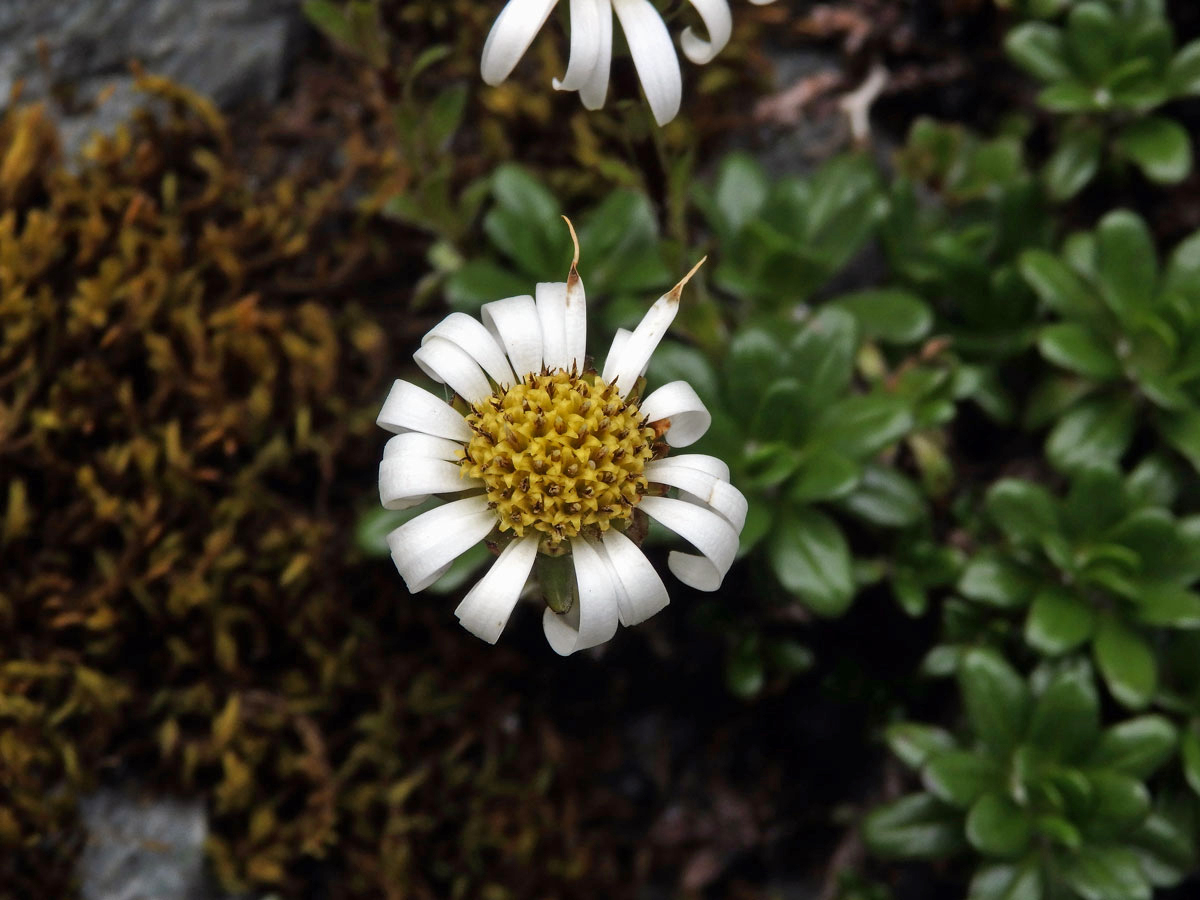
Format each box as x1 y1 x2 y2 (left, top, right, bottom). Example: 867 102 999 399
461 370 655 549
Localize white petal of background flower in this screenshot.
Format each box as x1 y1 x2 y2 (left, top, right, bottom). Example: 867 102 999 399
681 0 732 64
481 295 543 380
599 528 670 626
640 380 711 446
535 281 570 372
377 380 472 442
455 536 540 643
412 336 493 406
379 456 473 510
387 495 497 593
481 0 560 85
578 0 613 109
611 0 682 126
553 0 604 91
638 495 739 591
424 312 517 388
543 535 620 655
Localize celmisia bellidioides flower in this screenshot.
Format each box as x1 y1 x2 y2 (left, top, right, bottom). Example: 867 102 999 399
481 0 777 126
377 221 746 655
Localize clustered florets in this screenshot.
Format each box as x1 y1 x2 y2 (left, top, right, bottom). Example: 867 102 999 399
461 369 656 548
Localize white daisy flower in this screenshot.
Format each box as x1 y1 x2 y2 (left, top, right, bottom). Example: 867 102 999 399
377 222 746 655
480 0 777 127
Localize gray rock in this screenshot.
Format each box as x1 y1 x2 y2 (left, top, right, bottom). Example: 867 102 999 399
0 0 303 153
78 787 213 900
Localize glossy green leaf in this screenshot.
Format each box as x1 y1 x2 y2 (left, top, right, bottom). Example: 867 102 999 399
959 552 1036 609
1046 394 1135 472
1182 724 1200 796
886 722 958 770
1006 23 1072 82
1043 124 1102 202
1089 715 1177 779
863 793 967 859
1028 665 1100 762
768 508 854 616
1094 615 1157 709
923 750 1003 808
986 479 1060 543
959 648 1031 755
838 465 925 528
966 792 1032 858
712 152 769 234
1038 322 1120 379
790 307 859 408
1159 408 1200 473
817 393 914 459
1019 249 1103 318
1086 772 1151 833
1118 116 1193 184
1096 210 1158 318
1065 2 1118 82
830 288 933 344
1061 845 1152 900
787 449 861 504
1025 587 1095 655
969 862 1043 900
1167 39 1200 96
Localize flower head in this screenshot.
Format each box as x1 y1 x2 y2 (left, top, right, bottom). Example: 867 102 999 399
481 0 776 126
378 221 745 655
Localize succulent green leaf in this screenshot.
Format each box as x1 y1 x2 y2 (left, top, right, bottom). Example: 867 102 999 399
1005 23 1072 82
787 450 862 504
959 648 1032 755
768 508 854 616
1042 124 1103 202
1028 664 1100 762
966 792 1032 858
1025 587 1095 655
1096 210 1158 318
1037 322 1121 379
830 288 933 344
1061 845 1152 900
1047 394 1135 472
838 464 926 528
923 750 1004 808
863 793 967 859
886 722 958 770
1019 249 1103 318
968 862 1043 900
986 479 1060 544
1118 116 1193 184
1167 39 1200 96
1089 715 1177 779
1093 615 1157 709
959 552 1037 609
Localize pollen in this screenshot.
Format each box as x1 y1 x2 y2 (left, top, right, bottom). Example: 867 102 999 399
461 370 656 549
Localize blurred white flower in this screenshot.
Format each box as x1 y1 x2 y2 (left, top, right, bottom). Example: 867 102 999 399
377 223 745 655
480 0 776 126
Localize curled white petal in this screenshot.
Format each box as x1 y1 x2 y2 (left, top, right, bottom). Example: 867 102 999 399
481 0 559 85
536 281 570 372
580 0 613 109
379 457 474 510
387 496 496 593
424 312 517 388
542 535 620 655
638 495 739 591
612 0 682 126
377 380 472 442
382 432 464 461
681 0 732 65
554 0 603 91
413 337 492 405
602 291 680 393
455 536 539 644
639 381 711 446
599 528 669 626
645 457 747 532
481 294 543 381
653 451 729 481
564 272 588 373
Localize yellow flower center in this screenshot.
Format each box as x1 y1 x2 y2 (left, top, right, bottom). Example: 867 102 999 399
461 371 656 549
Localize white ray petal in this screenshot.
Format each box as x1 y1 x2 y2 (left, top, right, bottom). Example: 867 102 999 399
481 0 560 85
536 281 570 372
681 0 732 64
651 451 729 481
603 294 679 391
382 432 464 461
542 535 620 655
645 458 747 532
612 0 682 126
481 294 543 382
455 535 539 644
579 0 613 109
639 381 711 446
379 457 474 510
424 312 517 388
387 496 496 593
553 0 603 91
599 528 669 626
638 495 739 591
377 380 472 442
413 337 493 405
564 271 587 374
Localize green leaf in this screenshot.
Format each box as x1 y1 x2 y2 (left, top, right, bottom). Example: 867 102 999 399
1046 394 1136 472
829 289 933 344
726 328 782 418
958 552 1036 609
863 793 967 859
1038 322 1121 379
1132 584 1200 628
1096 210 1158 319
646 342 720 407
1006 23 1072 82
712 152 769 234
1065 2 1118 82
790 307 859 409
959 648 1032 755
923 751 1003 808
445 260 532 310
1159 408 1200 472
1167 39 1200 96
768 508 855 616
817 394 914 459
886 722 957 770
838 465 925 528
966 793 1032 858
1019 249 1103 318
1042 124 1102 202
1061 465 1129 537
1061 845 1152 900
1182 724 1200 796
1025 587 1095 655
1089 715 1177 779
1028 664 1100 762
1130 810 1198 887
1118 116 1193 184
969 862 1044 900
1093 615 1157 709
787 450 861 504
986 479 1060 543
1039 80 1101 112
726 637 765 698
1086 772 1151 834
